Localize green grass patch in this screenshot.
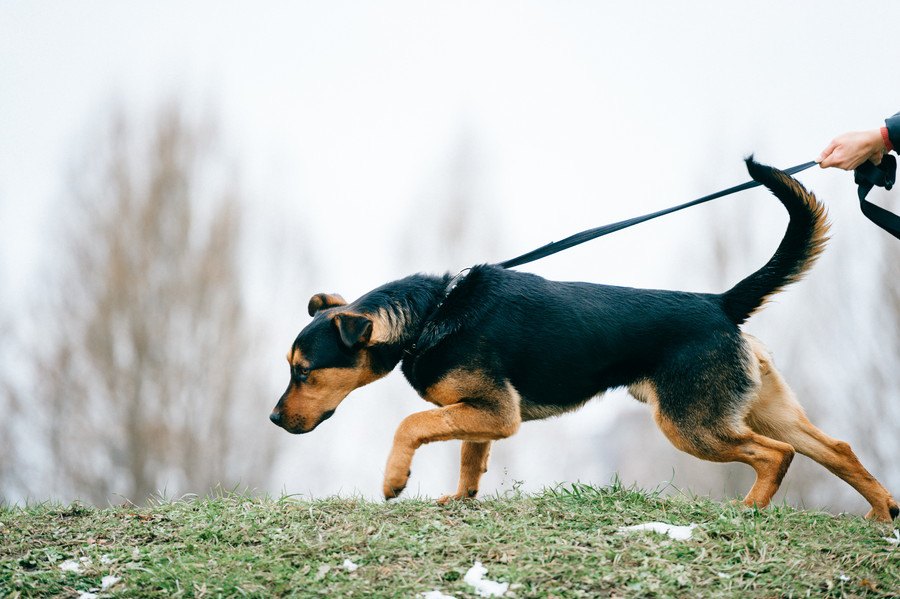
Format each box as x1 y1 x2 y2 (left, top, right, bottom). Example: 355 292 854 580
1 484 897 597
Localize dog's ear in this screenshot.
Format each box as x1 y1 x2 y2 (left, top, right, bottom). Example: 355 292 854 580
332 314 373 350
308 293 347 316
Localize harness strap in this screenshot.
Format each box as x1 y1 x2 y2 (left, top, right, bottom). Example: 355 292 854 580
854 154 900 240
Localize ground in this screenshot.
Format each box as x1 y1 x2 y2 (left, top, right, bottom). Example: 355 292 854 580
1 483 898 597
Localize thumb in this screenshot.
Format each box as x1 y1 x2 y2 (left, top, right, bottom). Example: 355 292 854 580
817 140 838 164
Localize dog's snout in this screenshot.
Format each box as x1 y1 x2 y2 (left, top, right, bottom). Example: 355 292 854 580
269 411 283 426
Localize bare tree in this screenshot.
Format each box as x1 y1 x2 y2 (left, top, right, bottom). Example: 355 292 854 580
19 101 277 504
0 317 23 503
866 224 900 476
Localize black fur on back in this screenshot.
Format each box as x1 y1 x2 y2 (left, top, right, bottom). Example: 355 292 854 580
401 264 743 418
398 159 826 420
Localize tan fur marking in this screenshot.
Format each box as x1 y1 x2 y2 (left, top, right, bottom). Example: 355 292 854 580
383 373 522 499
308 293 347 316
438 441 492 504
628 380 659 405
278 354 385 433
742 334 898 521
653 402 794 509
368 307 411 344
289 348 309 368
423 369 508 407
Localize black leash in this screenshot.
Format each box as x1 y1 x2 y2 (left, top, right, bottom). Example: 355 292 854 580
411 157 899 359
498 158 899 270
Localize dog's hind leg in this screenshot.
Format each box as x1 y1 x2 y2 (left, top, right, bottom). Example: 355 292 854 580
743 337 899 521
653 404 795 509
383 370 520 500
437 441 493 505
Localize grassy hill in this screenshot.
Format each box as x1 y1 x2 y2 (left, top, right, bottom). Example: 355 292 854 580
1 484 897 597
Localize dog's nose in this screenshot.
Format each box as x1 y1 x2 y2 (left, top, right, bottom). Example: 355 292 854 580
269 411 283 426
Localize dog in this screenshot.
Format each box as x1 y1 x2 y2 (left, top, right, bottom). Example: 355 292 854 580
269 158 899 521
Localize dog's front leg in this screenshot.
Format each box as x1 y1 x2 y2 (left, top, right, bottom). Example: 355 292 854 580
383 394 519 500
437 441 492 505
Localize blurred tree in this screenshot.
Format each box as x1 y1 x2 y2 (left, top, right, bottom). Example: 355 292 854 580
0 318 23 503
17 101 277 504
866 227 900 477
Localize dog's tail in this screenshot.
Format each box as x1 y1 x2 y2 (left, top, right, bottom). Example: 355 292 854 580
719 157 830 326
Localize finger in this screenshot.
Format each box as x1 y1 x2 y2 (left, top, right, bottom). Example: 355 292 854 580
819 153 838 169
817 140 838 164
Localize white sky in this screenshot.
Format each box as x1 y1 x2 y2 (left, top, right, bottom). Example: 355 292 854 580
1 0 898 499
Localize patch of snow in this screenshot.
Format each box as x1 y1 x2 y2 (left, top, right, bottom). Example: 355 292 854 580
883 529 899 545
315 564 331 580
101 575 121 590
421 590 457 599
59 559 87 573
464 561 509 597
99 554 114 565
618 521 697 540
716 572 731 579
342 558 359 572
838 574 850 582
77 593 98 599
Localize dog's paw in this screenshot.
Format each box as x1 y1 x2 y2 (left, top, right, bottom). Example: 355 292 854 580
864 500 900 522
383 483 406 500
383 469 411 501
436 489 478 505
726 499 755 512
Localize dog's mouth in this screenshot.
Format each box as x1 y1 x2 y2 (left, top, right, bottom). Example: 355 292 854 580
275 409 336 435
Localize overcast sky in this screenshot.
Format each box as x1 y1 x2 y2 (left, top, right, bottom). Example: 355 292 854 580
2 0 898 498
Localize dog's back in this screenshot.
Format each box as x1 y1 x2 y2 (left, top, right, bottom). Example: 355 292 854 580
404 265 739 414
405 158 830 419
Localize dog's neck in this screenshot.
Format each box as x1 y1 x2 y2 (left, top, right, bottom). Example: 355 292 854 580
355 273 451 373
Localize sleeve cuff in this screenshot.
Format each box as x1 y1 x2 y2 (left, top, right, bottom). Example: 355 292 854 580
885 112 900 153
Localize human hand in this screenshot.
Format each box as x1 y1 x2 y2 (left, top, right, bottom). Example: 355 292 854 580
817 129 886 170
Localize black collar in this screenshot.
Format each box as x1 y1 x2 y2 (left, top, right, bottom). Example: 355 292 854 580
404 267 471 357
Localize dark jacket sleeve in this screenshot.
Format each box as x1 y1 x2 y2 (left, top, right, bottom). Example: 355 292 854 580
886 112 900 151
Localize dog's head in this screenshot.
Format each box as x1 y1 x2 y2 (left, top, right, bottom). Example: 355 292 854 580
269 293 389 434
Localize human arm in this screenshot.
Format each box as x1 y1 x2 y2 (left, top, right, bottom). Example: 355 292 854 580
817 112 899 170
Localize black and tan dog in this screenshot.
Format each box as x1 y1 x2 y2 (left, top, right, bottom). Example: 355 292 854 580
270 158 898 521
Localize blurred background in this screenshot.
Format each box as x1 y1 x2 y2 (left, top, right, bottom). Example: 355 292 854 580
1 1 898 514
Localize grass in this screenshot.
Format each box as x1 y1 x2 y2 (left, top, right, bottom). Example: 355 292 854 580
1 483 897 598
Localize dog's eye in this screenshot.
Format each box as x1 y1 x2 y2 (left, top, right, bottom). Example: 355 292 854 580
293 366 311 382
